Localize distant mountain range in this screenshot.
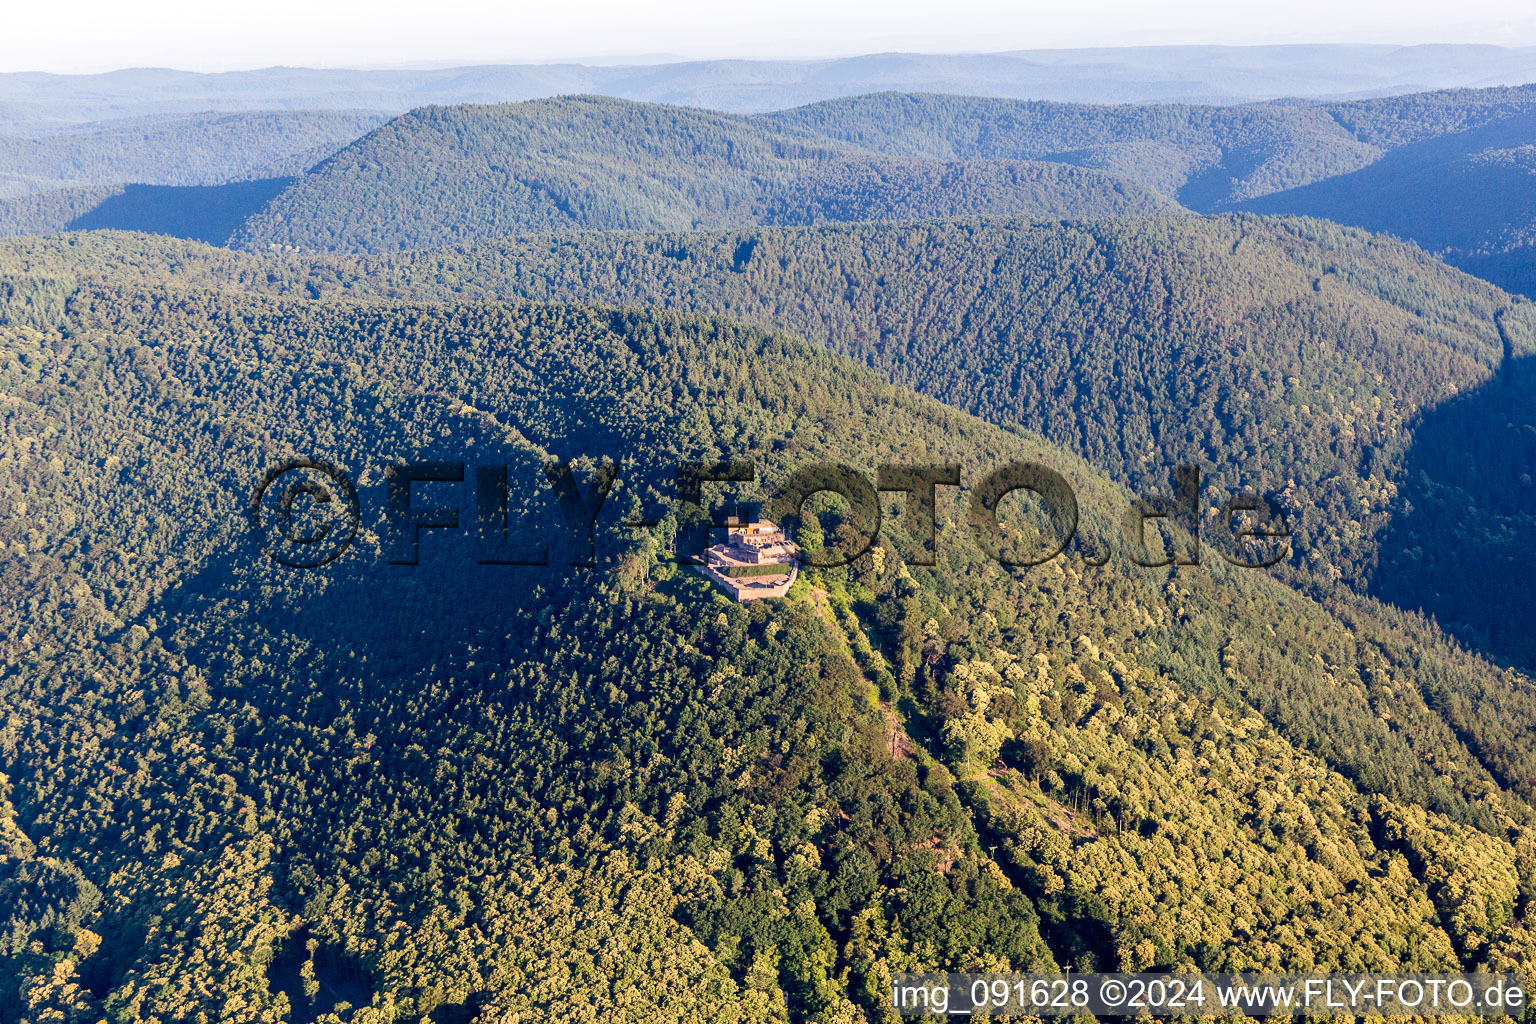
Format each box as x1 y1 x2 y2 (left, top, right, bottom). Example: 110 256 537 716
3 43 1536 129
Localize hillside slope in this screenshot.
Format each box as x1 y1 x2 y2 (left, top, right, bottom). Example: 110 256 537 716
76 215 1536 662
6 250 1536 1019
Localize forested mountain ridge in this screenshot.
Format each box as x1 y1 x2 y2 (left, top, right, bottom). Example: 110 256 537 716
355 215 1536 672
6 254 1536 1021
45 213 1534 666
215 87 1536 306
759 86 1536 209
229 95 1177 252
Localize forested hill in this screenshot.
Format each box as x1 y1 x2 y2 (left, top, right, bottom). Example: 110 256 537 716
759 86 1536 210
60 213 1536 666
6 246 1536 1020
229 95 1177 252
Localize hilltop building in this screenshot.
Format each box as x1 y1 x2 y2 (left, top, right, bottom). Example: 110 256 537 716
693 507 800 601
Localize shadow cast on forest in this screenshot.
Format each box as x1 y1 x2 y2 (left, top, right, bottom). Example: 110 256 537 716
66 177 292 245
267 927 375 1023
1369 349 1536 671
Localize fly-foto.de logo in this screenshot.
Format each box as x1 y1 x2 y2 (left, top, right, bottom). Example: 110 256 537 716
249 457 1293 575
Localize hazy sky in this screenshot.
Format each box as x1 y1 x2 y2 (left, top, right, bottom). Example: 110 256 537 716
6 0 1536 73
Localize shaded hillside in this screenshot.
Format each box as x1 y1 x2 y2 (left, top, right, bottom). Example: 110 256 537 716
1242 111 1536 297
0 178 293 244
0 110 386 197
7 252 1536 1019
231 96 1177 253
1371 339 1536 669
